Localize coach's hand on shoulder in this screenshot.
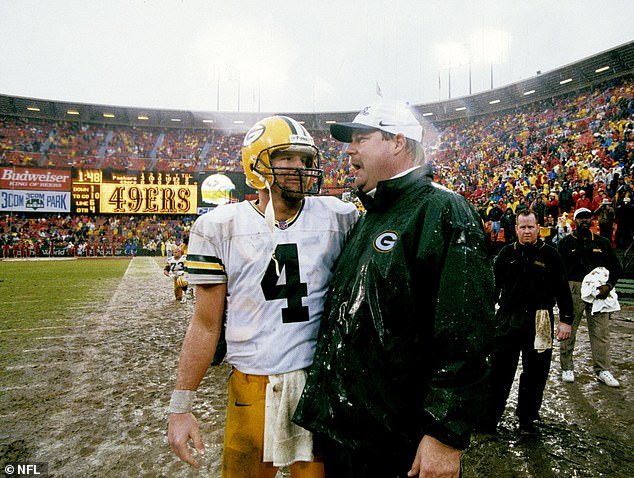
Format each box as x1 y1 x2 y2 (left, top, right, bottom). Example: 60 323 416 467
168 412 205 468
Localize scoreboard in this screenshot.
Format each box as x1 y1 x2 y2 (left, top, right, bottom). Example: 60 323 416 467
71 170 198 214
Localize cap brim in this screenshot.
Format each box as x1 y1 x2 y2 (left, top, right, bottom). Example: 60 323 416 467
330 122 378 143
573 208 593 219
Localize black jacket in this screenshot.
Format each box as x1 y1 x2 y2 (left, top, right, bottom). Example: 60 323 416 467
294 167 495 451
557 230 622 285
494 240 574 329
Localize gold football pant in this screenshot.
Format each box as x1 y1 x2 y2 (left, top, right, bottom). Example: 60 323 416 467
222 368 324 478
173 276 187 300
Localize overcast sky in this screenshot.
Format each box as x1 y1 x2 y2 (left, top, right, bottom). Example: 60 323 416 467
0 0 632 114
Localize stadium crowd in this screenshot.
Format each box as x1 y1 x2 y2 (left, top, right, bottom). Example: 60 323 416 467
429 78 634 249
0 213 193 258
1 77 633 257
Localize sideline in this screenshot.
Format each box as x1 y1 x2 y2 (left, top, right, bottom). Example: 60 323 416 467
1 256 133 262
1 257 78 262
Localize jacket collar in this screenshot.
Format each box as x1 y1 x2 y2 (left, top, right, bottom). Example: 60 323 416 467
571 229 595 240
357 163 433 211
514 240 544 251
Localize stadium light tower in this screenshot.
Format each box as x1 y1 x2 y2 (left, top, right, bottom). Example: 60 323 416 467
208 64 226 112
469 29 511 90
433 41 469 99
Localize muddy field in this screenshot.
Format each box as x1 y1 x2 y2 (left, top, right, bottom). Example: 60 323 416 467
0 257 632 477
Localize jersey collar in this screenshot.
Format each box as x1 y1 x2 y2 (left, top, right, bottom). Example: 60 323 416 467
249 199 305 230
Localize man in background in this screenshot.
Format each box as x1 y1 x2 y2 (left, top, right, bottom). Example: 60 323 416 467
481 209 572 434
558 207 622 387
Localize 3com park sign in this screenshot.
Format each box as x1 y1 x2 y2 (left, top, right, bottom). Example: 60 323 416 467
0 167 71 213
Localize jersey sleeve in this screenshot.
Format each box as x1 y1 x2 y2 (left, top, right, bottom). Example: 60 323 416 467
185 208 231 285
317 196 359 235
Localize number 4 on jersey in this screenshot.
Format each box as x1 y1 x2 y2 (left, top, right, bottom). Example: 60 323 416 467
260 243 309 323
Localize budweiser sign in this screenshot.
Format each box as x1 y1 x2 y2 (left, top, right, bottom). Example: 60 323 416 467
0 167 71 191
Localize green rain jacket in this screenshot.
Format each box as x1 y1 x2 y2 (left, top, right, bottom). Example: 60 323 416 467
294 166 495 451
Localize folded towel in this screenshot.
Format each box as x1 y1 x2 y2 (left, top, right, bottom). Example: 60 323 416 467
263 369 314 467
534 309 552 352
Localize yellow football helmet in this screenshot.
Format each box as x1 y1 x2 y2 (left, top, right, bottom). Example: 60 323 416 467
241 116 323 194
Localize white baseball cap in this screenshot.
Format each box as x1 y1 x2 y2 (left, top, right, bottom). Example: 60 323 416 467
330 100 423 143
573 207 593 220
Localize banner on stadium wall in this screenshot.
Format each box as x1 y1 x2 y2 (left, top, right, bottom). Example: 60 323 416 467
0 166 71 191
0 167 255 215
100 182 197 214
71 169 198 214
0 189 71 212
196 172 237 214
195 171 249 214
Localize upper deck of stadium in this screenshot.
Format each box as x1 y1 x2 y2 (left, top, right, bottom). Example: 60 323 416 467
1 41 633 130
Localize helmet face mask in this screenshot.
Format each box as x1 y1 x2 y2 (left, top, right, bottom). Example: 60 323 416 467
242 116 324 195
253 144 323 195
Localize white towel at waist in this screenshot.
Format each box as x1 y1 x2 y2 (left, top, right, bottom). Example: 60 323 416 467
263 369 314 467
581 267 620 313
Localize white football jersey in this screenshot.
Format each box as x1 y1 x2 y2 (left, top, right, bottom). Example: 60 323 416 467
166 255 187 277
186 196 358 375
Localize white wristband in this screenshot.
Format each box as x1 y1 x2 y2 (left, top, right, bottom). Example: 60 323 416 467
168 389 196 413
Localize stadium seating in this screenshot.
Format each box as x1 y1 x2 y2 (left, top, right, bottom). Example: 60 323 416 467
1 76 633 256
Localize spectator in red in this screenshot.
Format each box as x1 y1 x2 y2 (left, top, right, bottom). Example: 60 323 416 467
546 192 560 219
575 190 593 211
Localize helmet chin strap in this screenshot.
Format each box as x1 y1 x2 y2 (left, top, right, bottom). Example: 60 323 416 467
263 179 282 277
251 165 277 234
264 179 277 233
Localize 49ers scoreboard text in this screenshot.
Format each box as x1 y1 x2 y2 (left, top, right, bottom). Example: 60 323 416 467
71 170 198 214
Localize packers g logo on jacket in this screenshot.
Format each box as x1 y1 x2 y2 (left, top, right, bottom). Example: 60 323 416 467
241 115 324 195
373 231 399 252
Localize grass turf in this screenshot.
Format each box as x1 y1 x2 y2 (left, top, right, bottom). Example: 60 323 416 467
0 258 131 367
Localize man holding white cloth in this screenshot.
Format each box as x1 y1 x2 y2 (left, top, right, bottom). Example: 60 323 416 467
557 207 623 387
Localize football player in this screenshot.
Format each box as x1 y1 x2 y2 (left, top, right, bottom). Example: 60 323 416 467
163 245 189 302
167 116 358 478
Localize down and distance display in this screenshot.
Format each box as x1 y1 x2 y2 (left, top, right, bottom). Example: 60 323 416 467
72 170 197 214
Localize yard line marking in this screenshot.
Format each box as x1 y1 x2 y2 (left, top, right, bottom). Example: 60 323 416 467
0 383 46 392
22 346 70 353
6 361 68 371
33 335 82 340
0 300 96 306
0 324 88 333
